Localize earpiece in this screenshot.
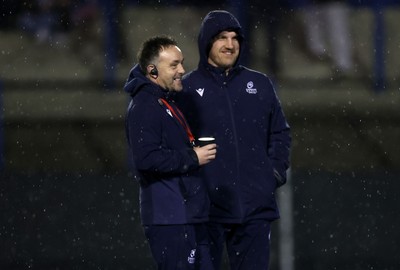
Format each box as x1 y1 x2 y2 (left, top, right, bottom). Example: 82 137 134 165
150 67 158 77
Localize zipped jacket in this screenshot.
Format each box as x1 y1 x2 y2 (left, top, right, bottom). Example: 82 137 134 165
178 10 291 223
124 64 209 225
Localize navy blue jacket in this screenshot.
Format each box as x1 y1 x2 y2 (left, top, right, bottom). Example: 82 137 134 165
124 64 209 225
177 10 291 223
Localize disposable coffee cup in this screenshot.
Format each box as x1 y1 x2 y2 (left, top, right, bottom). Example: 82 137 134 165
196 137 216 147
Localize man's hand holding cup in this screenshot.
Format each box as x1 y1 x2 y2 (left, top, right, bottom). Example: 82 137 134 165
193 137 217 165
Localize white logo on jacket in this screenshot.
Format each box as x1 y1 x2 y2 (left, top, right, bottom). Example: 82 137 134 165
196 88 205 96
246 81 257 94
187 249 196 264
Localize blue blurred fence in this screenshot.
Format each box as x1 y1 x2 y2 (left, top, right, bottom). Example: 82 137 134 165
100 0 118 90
348 0 400 92
0 79 4 171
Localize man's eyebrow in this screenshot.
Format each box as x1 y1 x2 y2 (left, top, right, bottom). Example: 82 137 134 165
217 32 237 38
172 58 184 64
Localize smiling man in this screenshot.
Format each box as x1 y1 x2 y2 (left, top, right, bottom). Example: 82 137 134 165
124 36 217 269
177 10 292 270
207 31 240 71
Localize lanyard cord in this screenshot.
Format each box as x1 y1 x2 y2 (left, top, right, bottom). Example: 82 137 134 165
159 98 195 145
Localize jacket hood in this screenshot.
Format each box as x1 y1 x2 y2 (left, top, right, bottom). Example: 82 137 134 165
124 64 149 97
197 10 244 68
124 63 174 100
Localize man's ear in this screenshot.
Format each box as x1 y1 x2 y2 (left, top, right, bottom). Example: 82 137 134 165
147 65 158 78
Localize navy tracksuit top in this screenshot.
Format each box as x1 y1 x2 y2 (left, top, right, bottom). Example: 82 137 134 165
124 65 209 225
177 10 291 223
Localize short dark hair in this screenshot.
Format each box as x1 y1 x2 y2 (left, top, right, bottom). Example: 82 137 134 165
137 36 178 74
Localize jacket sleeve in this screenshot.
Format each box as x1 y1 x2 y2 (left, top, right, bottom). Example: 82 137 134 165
127 102 199 175
267 87 291 187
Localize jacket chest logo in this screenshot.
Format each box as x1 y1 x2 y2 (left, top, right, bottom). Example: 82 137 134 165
196 88 205 97
246 81 257 94
166 109 173 117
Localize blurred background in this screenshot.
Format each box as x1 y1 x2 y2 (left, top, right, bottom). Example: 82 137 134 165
1 0 399 269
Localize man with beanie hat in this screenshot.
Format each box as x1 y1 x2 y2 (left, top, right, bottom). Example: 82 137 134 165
177 10 291 270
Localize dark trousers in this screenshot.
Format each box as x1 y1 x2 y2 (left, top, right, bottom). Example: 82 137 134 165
208 220 272 270
144 224 214 270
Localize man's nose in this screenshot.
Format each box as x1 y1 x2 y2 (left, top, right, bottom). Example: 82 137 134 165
178 64 185 74
225 38 234 48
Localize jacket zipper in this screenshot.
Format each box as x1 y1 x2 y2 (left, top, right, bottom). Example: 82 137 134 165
222 78 244 220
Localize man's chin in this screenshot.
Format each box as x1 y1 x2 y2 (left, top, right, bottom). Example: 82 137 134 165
173 83 183 92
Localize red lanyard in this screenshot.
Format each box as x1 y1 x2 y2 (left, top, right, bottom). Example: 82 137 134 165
159 98 195 145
